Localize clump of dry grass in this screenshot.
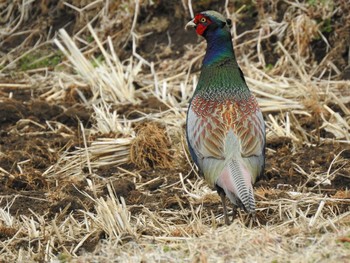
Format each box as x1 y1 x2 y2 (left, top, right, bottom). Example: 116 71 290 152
130 122 174 169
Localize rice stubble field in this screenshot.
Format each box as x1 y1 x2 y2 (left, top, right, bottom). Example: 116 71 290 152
0 1 350 262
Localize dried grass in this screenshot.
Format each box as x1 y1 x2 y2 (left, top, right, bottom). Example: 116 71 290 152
130 122 174 169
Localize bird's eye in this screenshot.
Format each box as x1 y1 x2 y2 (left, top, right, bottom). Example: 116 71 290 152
200 17 206 23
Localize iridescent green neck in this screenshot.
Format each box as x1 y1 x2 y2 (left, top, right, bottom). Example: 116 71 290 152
195 60 250 100
202 29 236 66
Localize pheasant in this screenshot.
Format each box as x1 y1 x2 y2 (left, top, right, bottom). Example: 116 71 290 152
185 11 265 224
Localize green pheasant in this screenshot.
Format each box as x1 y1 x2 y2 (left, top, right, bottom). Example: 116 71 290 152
186 10 265 224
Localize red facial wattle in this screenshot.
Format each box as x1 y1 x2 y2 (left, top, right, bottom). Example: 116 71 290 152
196 23 207 35
194 14 212 36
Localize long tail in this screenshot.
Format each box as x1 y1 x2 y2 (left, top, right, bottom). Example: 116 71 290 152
216 159 256 213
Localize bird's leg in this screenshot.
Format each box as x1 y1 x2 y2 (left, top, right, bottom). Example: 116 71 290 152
245 212 257 228
218 189 230 225
230 206 237 222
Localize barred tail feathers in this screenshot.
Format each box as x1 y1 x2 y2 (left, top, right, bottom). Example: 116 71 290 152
216 159 256 213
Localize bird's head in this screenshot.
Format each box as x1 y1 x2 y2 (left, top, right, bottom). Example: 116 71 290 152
185 10 232 37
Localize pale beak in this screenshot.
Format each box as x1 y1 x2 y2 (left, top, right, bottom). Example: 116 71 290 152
185 19 196 30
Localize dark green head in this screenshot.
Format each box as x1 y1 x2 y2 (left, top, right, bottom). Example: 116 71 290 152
186 10 235 66
185 10 232 37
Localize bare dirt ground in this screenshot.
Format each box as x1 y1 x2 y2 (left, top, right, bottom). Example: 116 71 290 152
0 1 350 262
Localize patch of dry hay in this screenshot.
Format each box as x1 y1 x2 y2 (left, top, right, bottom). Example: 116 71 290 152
130 122 173 169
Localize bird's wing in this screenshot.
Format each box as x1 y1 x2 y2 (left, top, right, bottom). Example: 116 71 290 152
187 94 265 166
